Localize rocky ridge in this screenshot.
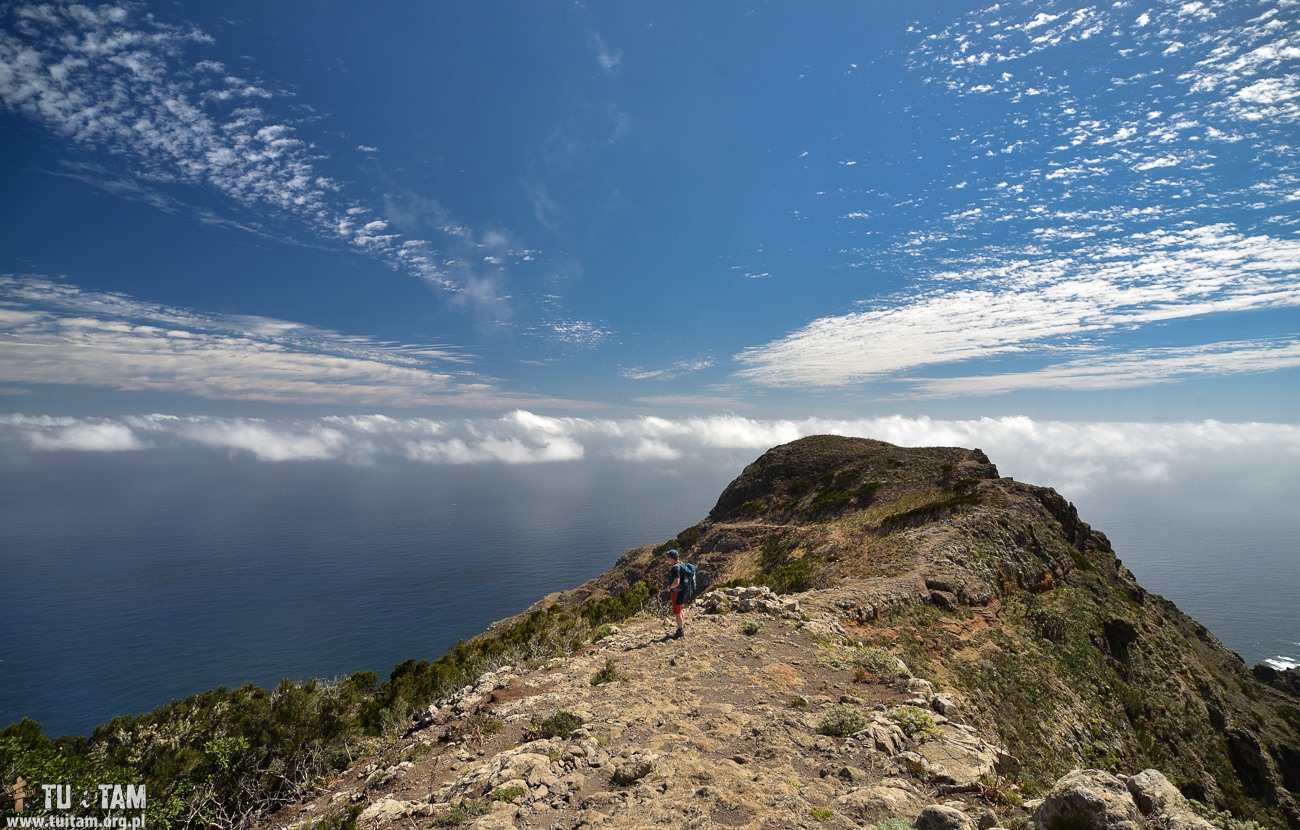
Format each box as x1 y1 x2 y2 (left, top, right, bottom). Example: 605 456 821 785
254 436 1300 830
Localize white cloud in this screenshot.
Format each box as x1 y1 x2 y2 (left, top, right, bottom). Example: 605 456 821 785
179 419 351 462
889 0 1300 277
545 320 614 349
1133 154 1183 171
0 275 575 408
621 357 715 382
734 222 1300 388
0 3 504 296
852 54 1270 408
5 415 146 452
907 337 1300 397
3 411 1298 500
590 31 622 74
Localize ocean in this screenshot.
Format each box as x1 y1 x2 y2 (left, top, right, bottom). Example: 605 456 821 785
2 447 1295 737
0 451 744 737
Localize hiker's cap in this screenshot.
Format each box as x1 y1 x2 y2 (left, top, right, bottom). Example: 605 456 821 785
667 549 679 559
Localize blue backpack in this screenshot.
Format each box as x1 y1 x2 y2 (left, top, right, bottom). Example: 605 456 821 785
678 562 698 603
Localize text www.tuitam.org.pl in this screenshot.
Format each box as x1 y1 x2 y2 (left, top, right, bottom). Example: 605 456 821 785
5 780 145 829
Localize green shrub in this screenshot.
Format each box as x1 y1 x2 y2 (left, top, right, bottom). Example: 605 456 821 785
590 658 621 686
762 554 826 593
809 476 880 514
855 646 905 679
528 711 584 740
760 537 791 571
877 491 979 533
431 799 489 827
742 619 761 636
790 696 808 709
887 705 940 741
976 775 1024 808
591 624 617 643
581 581 653 627
654 525 703 557
492 785 526 803
452 712 504 744
810 806 835 820
819 704 869 737
307 804 365 829
1024 601 1070 643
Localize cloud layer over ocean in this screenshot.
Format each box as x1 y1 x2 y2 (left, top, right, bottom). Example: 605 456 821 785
4 411 1297 498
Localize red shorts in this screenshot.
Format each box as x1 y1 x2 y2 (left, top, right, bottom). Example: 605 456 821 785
671 591 683 614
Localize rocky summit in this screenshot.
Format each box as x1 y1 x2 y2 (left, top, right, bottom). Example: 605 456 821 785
256 435 1299 830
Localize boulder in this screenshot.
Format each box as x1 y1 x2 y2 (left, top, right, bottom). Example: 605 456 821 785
864 715 909 755
612 754 656 786
1126 770 1216 830
932 693 960 717
699 586 800 616
915 725 1010 786
915 803 976 830
358 797 422 824
836 778 925 820
1033 769 1141 830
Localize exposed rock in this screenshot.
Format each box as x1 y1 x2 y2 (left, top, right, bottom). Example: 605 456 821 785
837 778 926 820
932 692 960 717
611 754 656 786
247 436 1300 830
915 725 1015 786
864 716 909 755
1034 769 1142 830
357 797 424 824
1127 769 1217 830
916 803 977 830
1253 664 1300 697
698 585 801 616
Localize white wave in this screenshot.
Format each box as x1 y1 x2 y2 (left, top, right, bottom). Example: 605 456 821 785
1264 656 1299 671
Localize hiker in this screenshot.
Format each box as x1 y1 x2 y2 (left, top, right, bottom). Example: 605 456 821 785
665 549 687 639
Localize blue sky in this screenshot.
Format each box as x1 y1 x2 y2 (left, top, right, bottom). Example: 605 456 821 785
3 1 1300 703
1 0 1298 424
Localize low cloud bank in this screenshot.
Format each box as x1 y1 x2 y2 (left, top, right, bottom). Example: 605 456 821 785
4 411 1298 496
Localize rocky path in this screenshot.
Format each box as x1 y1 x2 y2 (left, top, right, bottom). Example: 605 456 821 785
257 587 1220 830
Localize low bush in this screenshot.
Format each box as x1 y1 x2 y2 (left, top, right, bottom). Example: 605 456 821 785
452 712 504 745
491 785 526 803
528 711 584 740
431 799 489 827
887 705 940 741
819 704 869 737
590 658 621 686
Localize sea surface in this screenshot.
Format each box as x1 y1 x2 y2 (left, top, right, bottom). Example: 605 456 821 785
2 450 1296 737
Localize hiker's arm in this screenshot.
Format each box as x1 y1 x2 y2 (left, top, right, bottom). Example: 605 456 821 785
667 576 680 591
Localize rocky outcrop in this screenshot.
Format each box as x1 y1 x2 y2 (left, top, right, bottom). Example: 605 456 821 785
1032 769 1219 830
251 436 1299 830
697 585 801 616
256 586 1294 830
1034 769 1143 830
